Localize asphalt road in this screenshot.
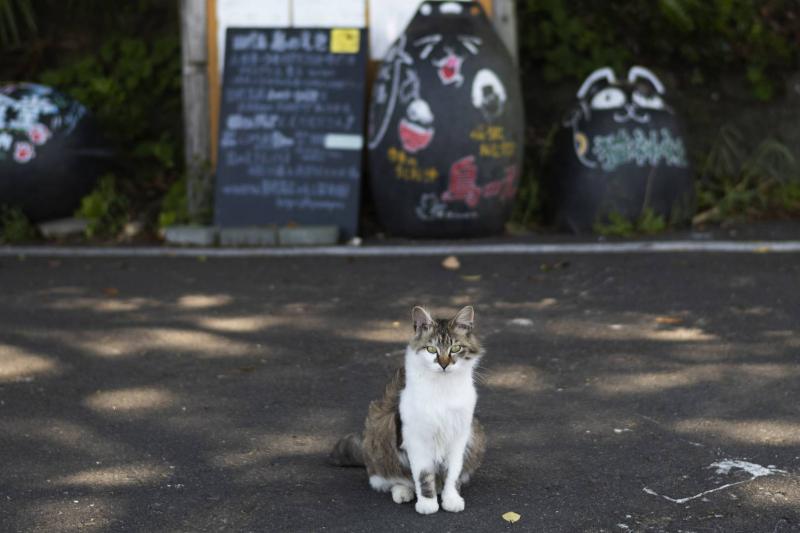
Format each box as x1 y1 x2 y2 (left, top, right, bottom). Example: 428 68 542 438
0 252 798 532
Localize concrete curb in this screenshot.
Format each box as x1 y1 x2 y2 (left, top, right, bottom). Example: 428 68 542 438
2 240 800 258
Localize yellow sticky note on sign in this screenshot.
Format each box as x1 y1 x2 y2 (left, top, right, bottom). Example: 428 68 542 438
330 28 360 54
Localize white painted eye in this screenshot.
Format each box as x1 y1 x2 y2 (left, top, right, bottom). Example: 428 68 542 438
590 88 626 110
407 99 433 124
632 91 665 110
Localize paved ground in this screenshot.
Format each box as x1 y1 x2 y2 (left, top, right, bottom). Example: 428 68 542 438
0 251 798 532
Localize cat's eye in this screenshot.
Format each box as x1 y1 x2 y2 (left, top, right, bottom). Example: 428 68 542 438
591 87 626 110
425 346 437 354
450 345 462 353
632 91 664 110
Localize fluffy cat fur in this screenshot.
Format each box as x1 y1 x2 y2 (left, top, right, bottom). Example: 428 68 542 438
330 306 485 515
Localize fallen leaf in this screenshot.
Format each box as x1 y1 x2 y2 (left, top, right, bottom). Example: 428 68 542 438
502 511 521 523
540 261 570 272
442 255 461 270
102 287 119 297
461 274 482 282
655 315 683 325
753 246 771 254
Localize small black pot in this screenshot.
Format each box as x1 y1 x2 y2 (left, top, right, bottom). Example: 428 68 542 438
0 83 111 222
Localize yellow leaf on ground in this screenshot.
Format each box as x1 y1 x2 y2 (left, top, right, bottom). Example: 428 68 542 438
461 274 482 282
502 511 521 523
442 255 461 270
655 315 683 325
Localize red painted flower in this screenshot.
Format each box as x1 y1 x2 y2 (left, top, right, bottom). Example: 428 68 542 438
28 123 52 146
13 142 35 164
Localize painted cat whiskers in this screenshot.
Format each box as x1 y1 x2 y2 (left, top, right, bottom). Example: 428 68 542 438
330 306 486 515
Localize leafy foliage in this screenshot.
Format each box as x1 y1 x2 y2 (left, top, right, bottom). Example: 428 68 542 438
0 0 35 47
514 0 800 230
0 205 38 243
593 208 667 237
2 1 182 239
158 177 190 229
76 174 129 238
694 125 799 223
40 34 182 228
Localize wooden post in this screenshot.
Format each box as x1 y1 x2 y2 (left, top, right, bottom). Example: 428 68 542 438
491 0 518 63
180 0 212 221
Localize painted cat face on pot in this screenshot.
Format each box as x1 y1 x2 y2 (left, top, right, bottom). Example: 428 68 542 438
566 66 688 172
578 66 668 124
411 3 483 88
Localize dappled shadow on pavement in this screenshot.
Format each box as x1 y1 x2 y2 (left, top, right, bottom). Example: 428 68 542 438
0 254 798 532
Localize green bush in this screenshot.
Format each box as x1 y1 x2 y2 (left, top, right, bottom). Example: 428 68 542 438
39 33 182 225
0 205 38 243
158 177 190 229
76 173 129 238
514 0 800 230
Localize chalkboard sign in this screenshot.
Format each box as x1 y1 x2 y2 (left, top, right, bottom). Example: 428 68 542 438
214 28 368 239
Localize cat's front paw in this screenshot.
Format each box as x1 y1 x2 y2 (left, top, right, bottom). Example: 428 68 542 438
415 496 439 515
441 491 465 513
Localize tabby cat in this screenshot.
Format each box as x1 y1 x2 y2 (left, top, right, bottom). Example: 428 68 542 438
330 306 485 515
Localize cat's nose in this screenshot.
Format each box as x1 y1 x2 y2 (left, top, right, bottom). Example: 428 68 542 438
437 354 451 370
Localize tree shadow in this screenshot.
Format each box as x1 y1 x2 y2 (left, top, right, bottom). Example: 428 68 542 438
0 254 798 532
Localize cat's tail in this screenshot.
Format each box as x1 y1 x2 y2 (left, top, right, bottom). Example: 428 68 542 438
328 433 365 467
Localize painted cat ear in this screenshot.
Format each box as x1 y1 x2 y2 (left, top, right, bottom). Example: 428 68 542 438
412 306 434 332
577 67 617 99
627 66 665 94
451 306 474 331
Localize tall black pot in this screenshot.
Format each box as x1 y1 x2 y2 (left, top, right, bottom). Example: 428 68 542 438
545 66 694 233
367 1 524 238
0 83 110 222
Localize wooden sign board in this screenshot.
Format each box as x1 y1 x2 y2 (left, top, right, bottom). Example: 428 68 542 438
214 27 368 238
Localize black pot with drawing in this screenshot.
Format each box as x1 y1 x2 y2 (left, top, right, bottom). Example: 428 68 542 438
367 1 523 238
0 83 111 222
545 66 694 233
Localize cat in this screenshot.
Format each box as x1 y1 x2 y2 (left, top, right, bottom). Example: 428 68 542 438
330 305 486 515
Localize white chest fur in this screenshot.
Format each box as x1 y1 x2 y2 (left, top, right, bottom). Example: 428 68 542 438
399 358 477 465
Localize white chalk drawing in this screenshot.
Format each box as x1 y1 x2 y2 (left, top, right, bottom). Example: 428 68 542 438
412 33 482 87
399 98 434 153
439 2 463 15
471 69 507 120
232 29 328 53
416 192 478 221
643 460 787 504
0 84 86 165
565 66 686 171
368 35 414 149
413 34 442 60
457 36 482 55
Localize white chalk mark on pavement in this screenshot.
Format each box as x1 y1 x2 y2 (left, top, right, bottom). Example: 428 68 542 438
643 460 787 504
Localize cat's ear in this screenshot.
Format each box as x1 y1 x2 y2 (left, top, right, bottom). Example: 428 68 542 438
451 306 474 332
412 306 434 333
